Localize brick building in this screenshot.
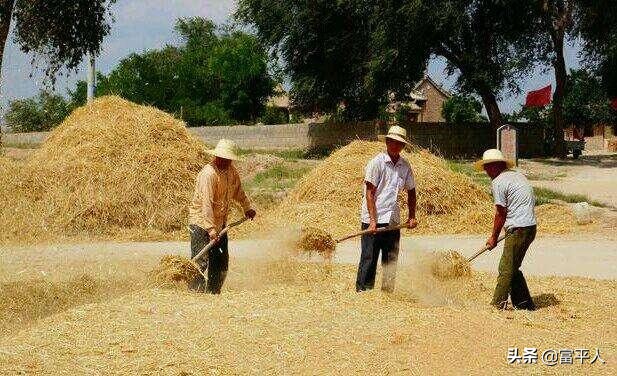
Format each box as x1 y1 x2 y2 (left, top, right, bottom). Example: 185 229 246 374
387 75 452 123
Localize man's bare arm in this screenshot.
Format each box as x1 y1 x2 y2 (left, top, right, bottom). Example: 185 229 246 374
487 205 507 249
366 182 378 232
407 188 418 229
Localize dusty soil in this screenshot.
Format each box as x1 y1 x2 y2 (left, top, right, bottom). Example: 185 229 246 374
520 152 617 208
2 234 616 282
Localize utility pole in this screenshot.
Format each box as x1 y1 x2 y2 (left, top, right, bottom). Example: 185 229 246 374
87 53 96 102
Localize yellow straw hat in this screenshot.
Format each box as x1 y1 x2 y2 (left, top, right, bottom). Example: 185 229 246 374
207 139 242 161
474 149 514 171
377 125 410 145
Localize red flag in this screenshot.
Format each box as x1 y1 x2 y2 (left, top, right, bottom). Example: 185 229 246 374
611 98 617 110
525 85 552 107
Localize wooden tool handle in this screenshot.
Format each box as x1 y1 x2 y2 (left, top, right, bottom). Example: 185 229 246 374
467 231 511 263
336 224 408 243
191 217 248 263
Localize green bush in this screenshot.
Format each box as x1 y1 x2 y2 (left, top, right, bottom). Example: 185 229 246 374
259 106 289 124
5 91 71 133
194 102 233 126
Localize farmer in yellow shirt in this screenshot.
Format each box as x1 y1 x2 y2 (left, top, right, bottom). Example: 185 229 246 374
188 139 256 294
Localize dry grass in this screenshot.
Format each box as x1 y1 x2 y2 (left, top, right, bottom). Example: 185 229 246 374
0 257 614 375
429 250 472 280
234 141 592 240
0 274 145 337
149 255 202 288
296 226 336 259
0 96 209 245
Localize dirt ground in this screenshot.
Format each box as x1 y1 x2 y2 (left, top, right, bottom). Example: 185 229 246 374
2 234 616 282
520 152 617 208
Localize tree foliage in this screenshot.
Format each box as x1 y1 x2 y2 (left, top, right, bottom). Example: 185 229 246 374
576 0 617 97
5 91 72 132
70 17 275 126
441 94 486 123
512 68 616 126
0 0 116 81
420 0 539 128
236 0 432 121
237 0 539 128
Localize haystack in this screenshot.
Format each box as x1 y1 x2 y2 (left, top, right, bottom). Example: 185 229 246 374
0 96 209 244
234 141 590 239
234 141 495 238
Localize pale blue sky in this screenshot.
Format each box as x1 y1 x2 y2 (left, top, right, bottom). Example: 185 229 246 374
0 0 583 119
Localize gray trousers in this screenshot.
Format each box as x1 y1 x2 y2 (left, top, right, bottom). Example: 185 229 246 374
356 222 400 292
189 224 229 294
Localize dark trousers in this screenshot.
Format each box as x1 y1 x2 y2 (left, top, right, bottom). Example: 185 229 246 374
189 224 229 294
492 225 536 310
356 222 401 292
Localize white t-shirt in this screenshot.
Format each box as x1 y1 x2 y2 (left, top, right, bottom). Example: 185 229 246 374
491 170 537 230
361 152 415 224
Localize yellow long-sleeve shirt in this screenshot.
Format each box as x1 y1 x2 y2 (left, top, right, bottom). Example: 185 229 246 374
188 162 251 232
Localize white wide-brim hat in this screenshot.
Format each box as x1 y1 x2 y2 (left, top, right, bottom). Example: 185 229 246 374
377 125 410 146
474 149 514 171
207 139 242 161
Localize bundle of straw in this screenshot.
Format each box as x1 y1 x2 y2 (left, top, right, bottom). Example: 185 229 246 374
149 255 201 287
430 250 472 280
296 227 336 259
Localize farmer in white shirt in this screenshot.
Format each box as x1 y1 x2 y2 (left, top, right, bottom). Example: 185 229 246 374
475 149 537 310
356 125 418 292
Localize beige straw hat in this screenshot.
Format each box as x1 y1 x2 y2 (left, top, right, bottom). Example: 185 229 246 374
377 125 410 146
207 139 242 161
474 149 514 171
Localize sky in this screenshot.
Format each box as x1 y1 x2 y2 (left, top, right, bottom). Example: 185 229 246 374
0 0 584 121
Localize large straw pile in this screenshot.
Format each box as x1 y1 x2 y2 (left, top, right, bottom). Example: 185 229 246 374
0 96 209 244
234 141 592 239
234 141 494 238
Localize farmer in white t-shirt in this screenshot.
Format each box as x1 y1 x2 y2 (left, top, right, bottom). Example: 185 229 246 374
475 149 537 310
356 125 418 292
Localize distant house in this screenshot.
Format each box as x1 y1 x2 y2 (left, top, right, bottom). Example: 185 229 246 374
386 75 452 123
267 84 290 110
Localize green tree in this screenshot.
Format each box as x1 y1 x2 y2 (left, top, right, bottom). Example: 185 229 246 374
527 0 578 157
420 0 539 129
0 0 115 81
237 0 432 121
5 90 71 132
563 69 616 125
442 94 486 123
68 17 275 126
513 68 616 127
237 0 538 127
0 0 115 143
576 0 617 97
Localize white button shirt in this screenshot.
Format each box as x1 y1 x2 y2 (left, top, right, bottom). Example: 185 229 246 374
361 152 415 224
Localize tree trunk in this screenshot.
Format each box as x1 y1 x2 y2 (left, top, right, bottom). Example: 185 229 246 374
0 0 14 147
551 28 568 158
479 90 503 130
